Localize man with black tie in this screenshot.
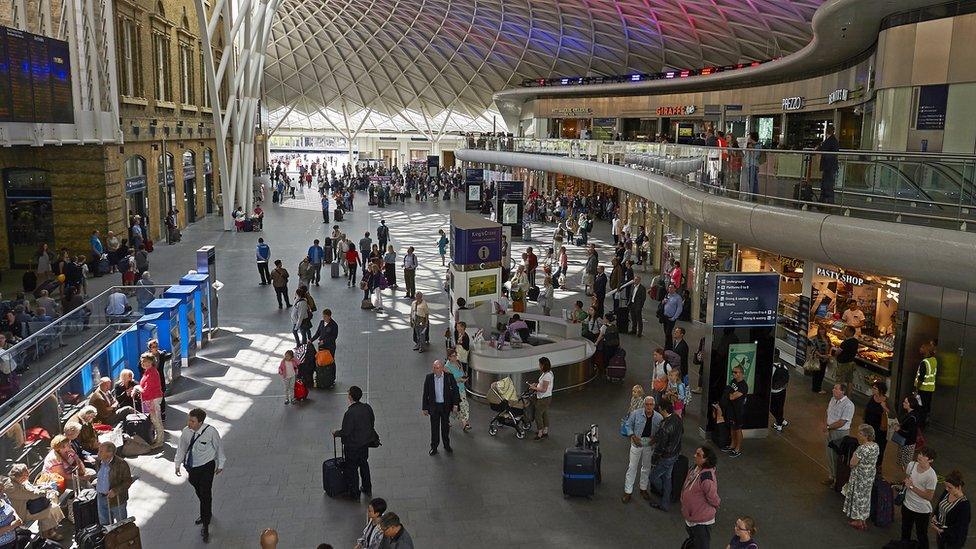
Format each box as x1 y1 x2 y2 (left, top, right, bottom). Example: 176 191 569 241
422 360 460 455
175 408 226 543
629 276 647 337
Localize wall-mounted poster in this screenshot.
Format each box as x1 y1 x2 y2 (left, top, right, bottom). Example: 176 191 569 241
502 202 519 225
726 342 757 393
469 274 497 298
467 184 481 201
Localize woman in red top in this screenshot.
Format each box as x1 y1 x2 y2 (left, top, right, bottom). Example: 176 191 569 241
345 243 360 288
138 353 164 448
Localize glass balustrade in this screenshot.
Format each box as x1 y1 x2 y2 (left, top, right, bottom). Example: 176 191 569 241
462 137 976 231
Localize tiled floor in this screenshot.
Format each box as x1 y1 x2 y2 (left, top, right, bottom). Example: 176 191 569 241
99 184 971 548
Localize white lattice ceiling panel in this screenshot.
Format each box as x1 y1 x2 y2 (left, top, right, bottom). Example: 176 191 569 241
266 0 825 134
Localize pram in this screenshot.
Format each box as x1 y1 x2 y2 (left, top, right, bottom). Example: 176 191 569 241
487 377 535 439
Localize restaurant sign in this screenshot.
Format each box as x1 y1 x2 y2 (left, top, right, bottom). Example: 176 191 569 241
656 105 697 116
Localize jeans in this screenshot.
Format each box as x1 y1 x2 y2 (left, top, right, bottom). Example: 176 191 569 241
747 165 759 197
347 263 358 286
648 454 678 509
96 493 127 526
293 324 310 347
624 443 653 494
274 286 291 308
311 264 322 284
812 359 827 392
663 318 677 349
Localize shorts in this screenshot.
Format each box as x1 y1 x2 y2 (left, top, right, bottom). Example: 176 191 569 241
726 405 744 428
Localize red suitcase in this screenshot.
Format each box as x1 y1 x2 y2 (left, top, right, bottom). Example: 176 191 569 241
294 379 309 401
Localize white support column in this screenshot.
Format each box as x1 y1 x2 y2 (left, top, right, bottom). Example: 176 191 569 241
11 0 28 30
194 0 283 230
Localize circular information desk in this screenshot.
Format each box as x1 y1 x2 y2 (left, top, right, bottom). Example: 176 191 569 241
458 308 598 399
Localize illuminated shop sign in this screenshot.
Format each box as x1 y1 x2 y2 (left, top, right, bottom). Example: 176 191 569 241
781 96 804 111
827 89 849 105
816 267 864 286
550 107 594 116
656 105 697 116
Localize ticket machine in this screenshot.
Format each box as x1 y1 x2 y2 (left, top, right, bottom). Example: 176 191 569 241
163 285 198 367
180 273 212 344
144 298 183 384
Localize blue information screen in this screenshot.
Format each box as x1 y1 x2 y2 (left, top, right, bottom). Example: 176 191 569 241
711 273 780 328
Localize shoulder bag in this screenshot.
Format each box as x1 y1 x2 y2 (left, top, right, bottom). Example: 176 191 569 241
893 463 914 506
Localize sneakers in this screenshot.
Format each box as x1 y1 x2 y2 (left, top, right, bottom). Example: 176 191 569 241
721 446 733 453
781 419 789 428
728 450 742 458
773 423 783 432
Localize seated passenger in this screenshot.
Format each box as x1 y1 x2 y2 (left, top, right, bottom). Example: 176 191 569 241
508 315 531 343
35 290 59 318
63 422 97 467
90 377 135 425
43 435 94 489
32 307 53 323
114 369 141 411
4 463 65 541
104 291 131 318
74 407 102 452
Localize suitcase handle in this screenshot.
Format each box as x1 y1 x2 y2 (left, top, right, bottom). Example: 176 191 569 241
333 434 343 459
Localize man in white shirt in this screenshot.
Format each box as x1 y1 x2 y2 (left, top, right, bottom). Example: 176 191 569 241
175 408 226 543
841 301 866 333
402 246 419 299
822 383 855 485
104 290 131 317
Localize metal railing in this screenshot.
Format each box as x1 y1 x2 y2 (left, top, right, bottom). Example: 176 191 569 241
0 284 172 429
464 137 976 231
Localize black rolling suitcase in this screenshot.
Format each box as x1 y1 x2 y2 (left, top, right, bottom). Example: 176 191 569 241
122 412 155 444
72 474 100 544
324 436 354 497
615 306 630 333
527 286 540 302
562 447 597 497
331 263 341 279
335 209 344 222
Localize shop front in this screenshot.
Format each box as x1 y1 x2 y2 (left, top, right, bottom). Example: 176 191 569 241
621 118 658 141
810 265 899 395
157 153 176 239
657 105 702 144
182 150 197 223
203 149 214 214
3 169 53 268
736 248 806 365
124 156 149 226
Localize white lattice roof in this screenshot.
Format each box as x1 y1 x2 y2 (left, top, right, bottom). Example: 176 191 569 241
265 0 825 135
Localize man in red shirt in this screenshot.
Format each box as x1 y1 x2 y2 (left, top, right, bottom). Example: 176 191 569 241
524 247 538 286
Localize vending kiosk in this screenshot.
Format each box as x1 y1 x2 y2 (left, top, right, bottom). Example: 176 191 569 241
180 273 213 343
163 285 197 367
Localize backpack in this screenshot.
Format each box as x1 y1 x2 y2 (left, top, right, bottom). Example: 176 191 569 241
306 293 317 314
771 364 790 391
603 325 620 348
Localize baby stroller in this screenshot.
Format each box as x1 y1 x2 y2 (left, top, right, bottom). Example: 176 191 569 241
487 377 535 439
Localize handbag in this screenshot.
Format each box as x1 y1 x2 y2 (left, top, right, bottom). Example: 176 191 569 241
803 354 820 373
26 495 50 514
619 416 629 437
893 463 915 506
891 432 907 446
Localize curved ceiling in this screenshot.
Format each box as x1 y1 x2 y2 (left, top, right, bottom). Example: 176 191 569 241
264 0 825 135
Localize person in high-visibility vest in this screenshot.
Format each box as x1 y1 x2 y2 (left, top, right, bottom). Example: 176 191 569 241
915 340 938 425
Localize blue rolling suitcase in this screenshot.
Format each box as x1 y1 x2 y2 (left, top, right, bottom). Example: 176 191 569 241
563 446 598 497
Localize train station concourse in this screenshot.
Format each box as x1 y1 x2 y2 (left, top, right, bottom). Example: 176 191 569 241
0 0 975 547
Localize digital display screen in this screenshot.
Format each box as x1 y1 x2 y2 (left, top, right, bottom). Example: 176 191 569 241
0 26 73 124
468 274 497 298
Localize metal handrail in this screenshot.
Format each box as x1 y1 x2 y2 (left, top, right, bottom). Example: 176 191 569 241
465 137 976 230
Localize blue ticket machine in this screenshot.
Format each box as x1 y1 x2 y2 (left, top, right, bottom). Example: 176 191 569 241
163 285 197 368
129 313 162 381
144 298 183 384
180 273 211 345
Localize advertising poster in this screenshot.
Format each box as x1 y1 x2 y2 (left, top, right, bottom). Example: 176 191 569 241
467 184 481 201
469 274 497 298
502 202 519 225
727 342 757 393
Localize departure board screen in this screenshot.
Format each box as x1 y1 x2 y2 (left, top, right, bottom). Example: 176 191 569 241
0 25 73 124
6 28 35 122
